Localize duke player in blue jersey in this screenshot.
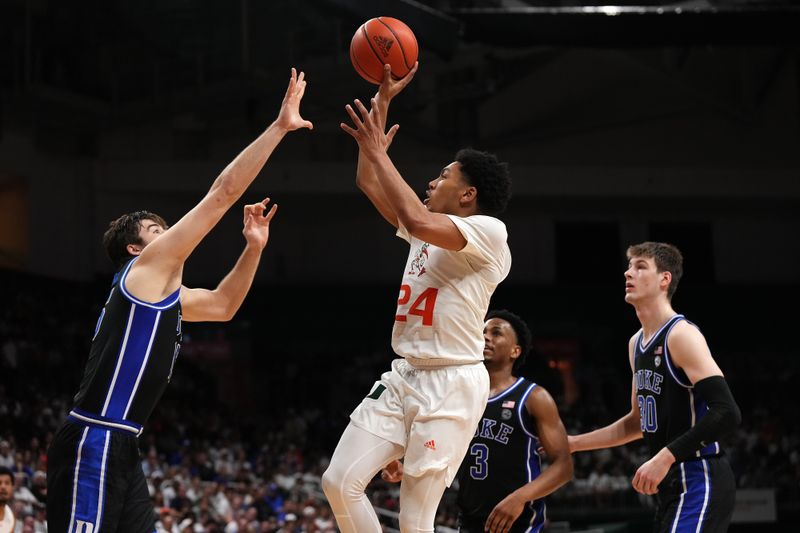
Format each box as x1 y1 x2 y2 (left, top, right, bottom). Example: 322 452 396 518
569 242 741 533
456 310 573 533
46 69 313 533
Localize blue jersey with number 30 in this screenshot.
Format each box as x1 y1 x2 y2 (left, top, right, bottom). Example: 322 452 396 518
634 314 721 460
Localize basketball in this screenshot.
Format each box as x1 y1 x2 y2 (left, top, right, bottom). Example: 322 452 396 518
350 17 418 85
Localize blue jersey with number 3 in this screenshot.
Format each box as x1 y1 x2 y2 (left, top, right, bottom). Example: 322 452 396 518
456 377 546 532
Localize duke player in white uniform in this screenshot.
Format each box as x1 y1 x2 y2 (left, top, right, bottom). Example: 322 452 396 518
322 64 513 533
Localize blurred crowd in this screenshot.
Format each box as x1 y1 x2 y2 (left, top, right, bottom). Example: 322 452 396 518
0 387 339 533
2 272 798 532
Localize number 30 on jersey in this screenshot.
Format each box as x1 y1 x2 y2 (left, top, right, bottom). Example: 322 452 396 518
395 285 439 326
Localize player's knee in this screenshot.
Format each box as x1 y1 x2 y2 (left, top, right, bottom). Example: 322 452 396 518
398 509 433 533
321 464 364 502
321 466 340 500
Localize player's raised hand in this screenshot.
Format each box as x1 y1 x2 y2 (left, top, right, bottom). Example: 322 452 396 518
341 98 396 158
376 61 418 103
242 198 278 251
485 492 526 533
276 68 313 132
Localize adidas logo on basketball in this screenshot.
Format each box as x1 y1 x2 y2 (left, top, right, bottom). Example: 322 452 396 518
424 439 436 450
372 35 394 57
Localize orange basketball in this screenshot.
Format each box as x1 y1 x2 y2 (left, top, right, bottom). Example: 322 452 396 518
350 17 418 85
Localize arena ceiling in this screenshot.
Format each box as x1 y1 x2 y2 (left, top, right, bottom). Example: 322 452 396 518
0 0 798 150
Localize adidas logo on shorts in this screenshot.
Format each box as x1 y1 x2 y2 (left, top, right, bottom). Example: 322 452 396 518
424 439 436 450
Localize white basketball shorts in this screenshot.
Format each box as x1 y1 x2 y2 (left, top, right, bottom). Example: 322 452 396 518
349 358 489 486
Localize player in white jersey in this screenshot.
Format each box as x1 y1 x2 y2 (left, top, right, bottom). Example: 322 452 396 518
322 63 513 533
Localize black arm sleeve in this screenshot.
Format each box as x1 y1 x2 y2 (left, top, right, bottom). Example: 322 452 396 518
666 375 741 462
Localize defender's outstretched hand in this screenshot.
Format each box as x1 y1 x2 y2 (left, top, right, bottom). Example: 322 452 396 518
276 68 313 132
242 198 278 251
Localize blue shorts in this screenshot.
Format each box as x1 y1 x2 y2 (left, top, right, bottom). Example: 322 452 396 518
46 415 154 533
654 455 735 533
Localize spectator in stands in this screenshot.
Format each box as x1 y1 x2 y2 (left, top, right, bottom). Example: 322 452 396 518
0 467 16 533
0 443 12 470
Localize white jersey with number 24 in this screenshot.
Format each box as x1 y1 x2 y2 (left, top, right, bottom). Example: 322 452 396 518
392 214 511 363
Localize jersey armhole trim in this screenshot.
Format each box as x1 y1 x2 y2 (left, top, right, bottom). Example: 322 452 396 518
663 318 693 389
118 258 181 310
518 382 538 438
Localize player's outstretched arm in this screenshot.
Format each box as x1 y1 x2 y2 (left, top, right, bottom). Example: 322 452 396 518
126 69 312 302
631 322 741 495
568 336 644 453
342 97 466 251
485 386 573 533
181 199 277 322
355 63 418 228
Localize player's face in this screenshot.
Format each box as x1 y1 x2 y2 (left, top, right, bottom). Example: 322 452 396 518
624 255 667 304
0 474 12 504
424 162 469 214
137 219 167 249
483 318 519 370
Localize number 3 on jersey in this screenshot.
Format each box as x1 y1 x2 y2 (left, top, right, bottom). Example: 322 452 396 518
395 285 439 326
468 442 489 480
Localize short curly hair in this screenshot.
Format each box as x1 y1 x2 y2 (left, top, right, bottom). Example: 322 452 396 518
486 309 532 374
455 148 511 216
102 210 168 270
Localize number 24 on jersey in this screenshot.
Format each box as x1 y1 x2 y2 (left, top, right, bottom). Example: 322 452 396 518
395 285 439 326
